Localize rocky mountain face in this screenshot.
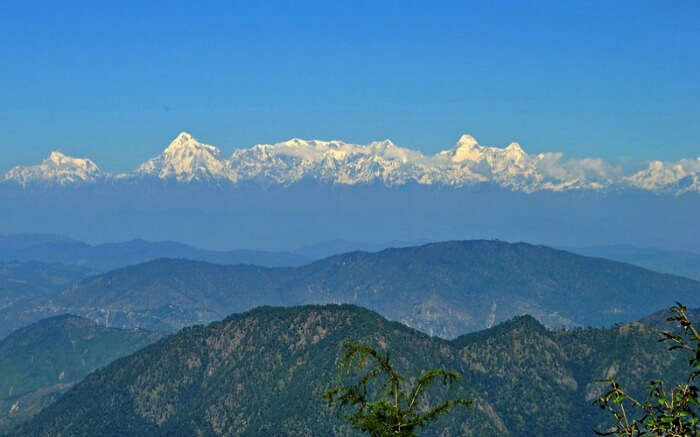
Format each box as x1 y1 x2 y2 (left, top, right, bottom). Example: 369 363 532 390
0 315 161 433
1 240 698 339
4 132 699 194
15 305 689 436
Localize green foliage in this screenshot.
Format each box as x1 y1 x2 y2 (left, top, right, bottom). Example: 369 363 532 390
639 307 700 330
594 303 700 436
0 315 161 433
324 340 471 436
14 305 694 436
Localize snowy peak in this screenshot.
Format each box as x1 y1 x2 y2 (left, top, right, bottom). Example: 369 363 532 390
47 150 71 164
173 131 193 142
136 132 229 182
3 150 105 186
457 134 479 149
449 134 484 163
444 136 526 163
226 137 435 186
44 150 99 169
626 158 700 193
263 138 419 163
505 142 524 153
163 132 220 155
3 132 699 194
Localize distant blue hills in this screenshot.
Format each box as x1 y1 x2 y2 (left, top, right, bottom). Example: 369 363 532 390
0 234 309 272
1 239 699 340
1 182 698 252
2 233 698 281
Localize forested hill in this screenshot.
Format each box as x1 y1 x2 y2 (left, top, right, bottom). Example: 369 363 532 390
0 315 161 433
2 240 700 339
639 306 700 328
0 261 91 311
17 305 688 436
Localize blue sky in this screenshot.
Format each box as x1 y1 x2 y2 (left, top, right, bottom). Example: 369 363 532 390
1 0 698 173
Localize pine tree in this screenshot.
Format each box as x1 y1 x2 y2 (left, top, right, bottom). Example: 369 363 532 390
324 340 471 436
594 303 700 436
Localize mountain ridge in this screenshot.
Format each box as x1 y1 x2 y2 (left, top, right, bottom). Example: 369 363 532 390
0 314 161 433
565 244 700 281
14 304 690 436
4 132 699 194
2 239 699 339
0 234 310 272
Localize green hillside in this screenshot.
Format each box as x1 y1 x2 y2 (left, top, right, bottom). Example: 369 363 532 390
16 305 689 436
0 315 162 433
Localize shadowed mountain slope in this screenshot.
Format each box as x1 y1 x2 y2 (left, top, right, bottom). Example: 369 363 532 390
0 315 161 433
2 240 699 339
0 234 309 272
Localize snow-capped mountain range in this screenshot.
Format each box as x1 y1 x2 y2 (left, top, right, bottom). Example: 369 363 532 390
4 150 106 186
3 132 699 194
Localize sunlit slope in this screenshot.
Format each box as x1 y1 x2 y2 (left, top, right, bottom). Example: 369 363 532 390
17 305 687 436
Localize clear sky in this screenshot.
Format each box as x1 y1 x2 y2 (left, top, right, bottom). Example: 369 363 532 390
1 0 698 173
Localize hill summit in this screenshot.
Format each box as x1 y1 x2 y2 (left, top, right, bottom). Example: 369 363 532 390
1 239 698 339
15 304 689 436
